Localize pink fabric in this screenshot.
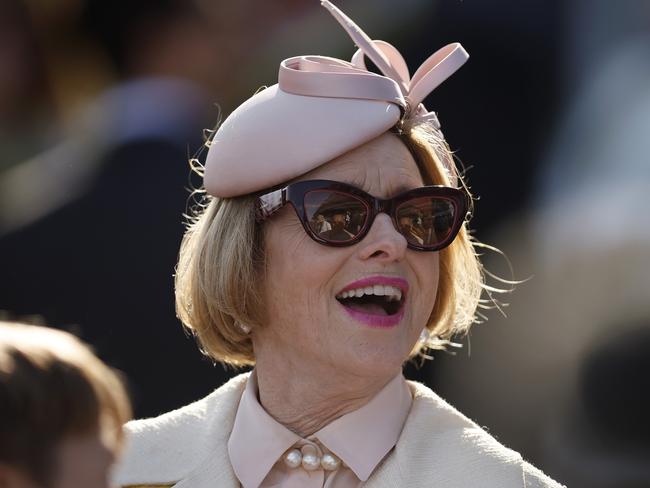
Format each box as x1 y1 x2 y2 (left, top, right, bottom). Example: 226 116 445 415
278 56 405 106
227 371 413 488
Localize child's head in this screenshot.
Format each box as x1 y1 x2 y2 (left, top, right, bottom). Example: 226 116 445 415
0 322 132 488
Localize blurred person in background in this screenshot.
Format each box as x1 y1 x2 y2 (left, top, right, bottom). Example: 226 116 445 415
0 0 228 418
0 0 56 171
434 1 650 486
0 321 132 488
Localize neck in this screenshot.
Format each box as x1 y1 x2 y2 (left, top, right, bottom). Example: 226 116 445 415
253 354 397 437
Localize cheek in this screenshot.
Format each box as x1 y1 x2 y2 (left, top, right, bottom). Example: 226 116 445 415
263 215 341 323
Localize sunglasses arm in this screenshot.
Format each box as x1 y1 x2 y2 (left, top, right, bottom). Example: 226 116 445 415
255 187 287 222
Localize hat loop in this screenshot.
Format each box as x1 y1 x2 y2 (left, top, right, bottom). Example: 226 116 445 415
322 0 468 120
279 56 406 107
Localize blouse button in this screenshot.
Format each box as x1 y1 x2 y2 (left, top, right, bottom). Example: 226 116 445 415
283 448 303 469
321 453 341 471
300 444 321 471
281 443 342 472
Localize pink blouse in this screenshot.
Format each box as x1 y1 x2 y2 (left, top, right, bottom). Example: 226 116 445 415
227 371 413 488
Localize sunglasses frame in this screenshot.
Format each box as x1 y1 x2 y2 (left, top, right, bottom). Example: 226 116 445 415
256 179 470 251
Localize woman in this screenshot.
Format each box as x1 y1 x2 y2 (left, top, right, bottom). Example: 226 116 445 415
114 2 563 487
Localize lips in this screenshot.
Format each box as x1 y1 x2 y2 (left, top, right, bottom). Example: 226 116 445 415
335 276 408 328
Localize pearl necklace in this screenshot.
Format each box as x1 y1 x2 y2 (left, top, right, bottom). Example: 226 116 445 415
283 444 342 471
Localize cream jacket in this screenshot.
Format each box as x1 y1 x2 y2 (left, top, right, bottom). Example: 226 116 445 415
113 373 564 488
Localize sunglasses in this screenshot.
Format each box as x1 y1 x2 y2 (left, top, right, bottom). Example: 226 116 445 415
256 180 469 251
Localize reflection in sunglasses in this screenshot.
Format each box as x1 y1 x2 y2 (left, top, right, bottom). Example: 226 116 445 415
256 180 468 251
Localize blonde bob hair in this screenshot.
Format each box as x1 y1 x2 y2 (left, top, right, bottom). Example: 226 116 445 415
176 122 486 367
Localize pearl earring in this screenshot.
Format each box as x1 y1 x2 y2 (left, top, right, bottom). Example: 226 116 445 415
237 322 251 334
419 328 431 344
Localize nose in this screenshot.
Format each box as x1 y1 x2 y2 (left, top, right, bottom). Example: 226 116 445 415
357 213 407 262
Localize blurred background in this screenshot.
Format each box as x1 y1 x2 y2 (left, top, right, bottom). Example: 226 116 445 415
1 0 648 486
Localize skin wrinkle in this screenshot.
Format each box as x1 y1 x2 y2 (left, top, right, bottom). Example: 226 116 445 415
252 133 439 437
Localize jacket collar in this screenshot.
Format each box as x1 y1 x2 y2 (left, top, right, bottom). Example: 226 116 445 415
115 373 525 488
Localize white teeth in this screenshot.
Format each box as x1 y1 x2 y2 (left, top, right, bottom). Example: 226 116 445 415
336 285 403 302
386 286 402 302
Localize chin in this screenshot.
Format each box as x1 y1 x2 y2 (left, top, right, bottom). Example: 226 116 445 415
324 311 416 373
334 336 415 379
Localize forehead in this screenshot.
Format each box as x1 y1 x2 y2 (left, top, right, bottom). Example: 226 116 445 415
301 132 424 197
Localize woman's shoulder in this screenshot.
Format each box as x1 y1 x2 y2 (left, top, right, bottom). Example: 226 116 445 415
112 373 249 488
380 380 565 488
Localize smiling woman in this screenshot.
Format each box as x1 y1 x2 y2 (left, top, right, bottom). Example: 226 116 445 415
174 126 480 369
113 2 563 487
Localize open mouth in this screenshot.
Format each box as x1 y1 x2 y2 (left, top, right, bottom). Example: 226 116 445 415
335 285 404 316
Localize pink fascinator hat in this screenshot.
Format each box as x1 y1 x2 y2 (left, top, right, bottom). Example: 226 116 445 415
204 0 468 198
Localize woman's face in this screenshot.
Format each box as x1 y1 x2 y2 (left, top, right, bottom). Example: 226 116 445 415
256 133 439 380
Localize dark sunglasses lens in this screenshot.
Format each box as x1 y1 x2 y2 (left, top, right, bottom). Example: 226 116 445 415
396 197 457 248
304 190 368 243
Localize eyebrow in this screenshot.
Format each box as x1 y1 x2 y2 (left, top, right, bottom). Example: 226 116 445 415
341 175 368 190
391 183 417 194
337 178 419 198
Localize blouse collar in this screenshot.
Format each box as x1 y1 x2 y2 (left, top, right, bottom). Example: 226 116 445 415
227 370 412 488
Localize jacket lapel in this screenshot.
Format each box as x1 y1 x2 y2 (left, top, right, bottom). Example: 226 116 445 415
172 375 247 488
365 381 525 488
169 403 239 487
170 446 239 488
115 373 250 488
